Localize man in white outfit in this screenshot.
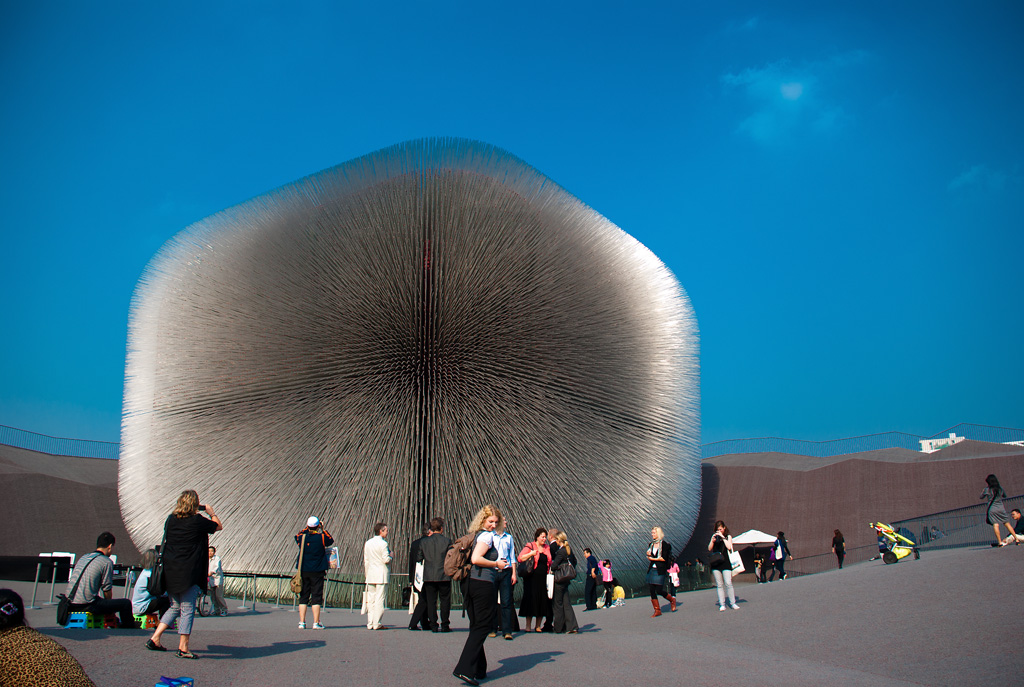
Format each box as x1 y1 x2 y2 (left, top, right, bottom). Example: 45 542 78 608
363 522 392 630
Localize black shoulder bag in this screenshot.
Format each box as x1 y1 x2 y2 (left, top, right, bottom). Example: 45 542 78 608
56 553 100 626
148 531 168 597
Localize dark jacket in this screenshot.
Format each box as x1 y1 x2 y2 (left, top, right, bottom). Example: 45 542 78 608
295 527 334 572
417 533 453 582
163 513 220 594
650 541 673 574
551 547 578 585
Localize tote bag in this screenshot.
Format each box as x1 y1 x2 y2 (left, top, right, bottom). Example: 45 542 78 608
729 550 745 573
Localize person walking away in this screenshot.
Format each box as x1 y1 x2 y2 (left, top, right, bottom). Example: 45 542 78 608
708 520 739 611
767 532 792 581
832 530 846 569
408 523 432 631
453 505 509 686
981 474 1023 546
418 517 453 632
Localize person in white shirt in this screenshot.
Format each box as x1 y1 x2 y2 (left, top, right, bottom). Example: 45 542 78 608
208 546 227 616
363 522 392 630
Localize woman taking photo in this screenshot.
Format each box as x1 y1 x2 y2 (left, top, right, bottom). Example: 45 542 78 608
517 528 552 633
550 533 579 634
708 520 739 611
832 530 846 569
645 526 676 617
453 505 508 687
146 490 223 659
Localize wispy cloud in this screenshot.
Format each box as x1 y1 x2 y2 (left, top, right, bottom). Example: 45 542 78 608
721 52 868 144
947 164 1019 193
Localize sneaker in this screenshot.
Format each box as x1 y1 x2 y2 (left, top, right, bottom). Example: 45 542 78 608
312 622 325 630
730 604 740 610
719 606 726 612
488 631 497 638
298 622 306 629
504 633 513 640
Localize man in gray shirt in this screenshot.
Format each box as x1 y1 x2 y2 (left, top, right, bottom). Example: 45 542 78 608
66 531 136 628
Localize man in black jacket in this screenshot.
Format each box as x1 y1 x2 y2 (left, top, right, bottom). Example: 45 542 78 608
417 517 453 632
408 523 431 631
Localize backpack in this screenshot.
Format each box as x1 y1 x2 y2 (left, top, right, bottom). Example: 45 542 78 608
444 532 478 581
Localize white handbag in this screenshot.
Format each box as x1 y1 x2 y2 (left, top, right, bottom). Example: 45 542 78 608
729 550 745 573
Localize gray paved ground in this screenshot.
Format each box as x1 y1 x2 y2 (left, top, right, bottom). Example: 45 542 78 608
10 545 1023 686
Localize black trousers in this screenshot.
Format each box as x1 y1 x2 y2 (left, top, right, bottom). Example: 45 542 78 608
454 578 495 679
409 586 431 630
584 576 598 609
552 582 578 632
80 597 135 627
422 580 451 630
143 596 171 616
299 571 325 606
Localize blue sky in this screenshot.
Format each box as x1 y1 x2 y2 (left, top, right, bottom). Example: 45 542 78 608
1 2 1021 446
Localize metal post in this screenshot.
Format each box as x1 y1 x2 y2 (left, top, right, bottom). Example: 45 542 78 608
270 575 283 609
238 575 251 610
44 559 59 605
26 562 43 609
249 574 257 611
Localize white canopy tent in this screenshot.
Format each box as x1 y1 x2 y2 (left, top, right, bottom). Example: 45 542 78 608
731 529 777 546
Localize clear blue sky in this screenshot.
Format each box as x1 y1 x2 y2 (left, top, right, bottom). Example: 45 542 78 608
2 2 1021 446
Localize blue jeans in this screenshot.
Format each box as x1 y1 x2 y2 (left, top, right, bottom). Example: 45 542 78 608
492 568 514 633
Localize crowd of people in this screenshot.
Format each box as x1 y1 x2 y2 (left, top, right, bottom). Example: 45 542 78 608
40 471 1019 685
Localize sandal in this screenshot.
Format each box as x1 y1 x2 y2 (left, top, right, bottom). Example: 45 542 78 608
176 650 198 659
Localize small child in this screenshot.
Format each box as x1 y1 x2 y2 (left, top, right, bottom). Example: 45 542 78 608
611 578 625 607
598 559 614 609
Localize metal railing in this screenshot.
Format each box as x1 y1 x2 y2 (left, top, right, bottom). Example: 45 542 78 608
4 422 1022 462
892 494 1023 551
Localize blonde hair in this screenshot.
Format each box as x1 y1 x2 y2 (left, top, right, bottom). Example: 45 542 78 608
173 490 199 519
651 526 665 542
467 504 504 535
555 532 571 557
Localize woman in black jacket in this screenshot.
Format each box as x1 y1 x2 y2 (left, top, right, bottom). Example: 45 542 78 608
295 516 334 630
146 490 223 658
550 533 579 633
645 526 676 617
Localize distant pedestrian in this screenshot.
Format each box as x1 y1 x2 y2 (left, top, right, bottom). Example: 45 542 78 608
767 532 792 581
408 523 431 631
981 474 1022 546
207 547 227 616
550 533 579 633
708 520 739 611
832 530 845 569
583 548 599 610
598 559 614 608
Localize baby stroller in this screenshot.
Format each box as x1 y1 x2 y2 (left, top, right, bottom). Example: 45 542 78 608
870 522 920 564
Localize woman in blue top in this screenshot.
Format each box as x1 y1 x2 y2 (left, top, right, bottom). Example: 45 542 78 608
453 505 508 687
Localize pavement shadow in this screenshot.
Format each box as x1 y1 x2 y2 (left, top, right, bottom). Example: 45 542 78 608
201 640 326 659
488 651 563 679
